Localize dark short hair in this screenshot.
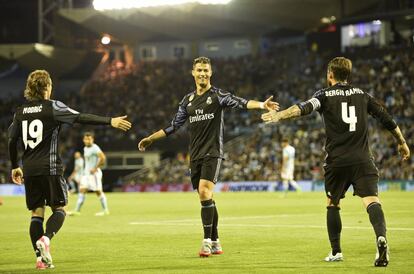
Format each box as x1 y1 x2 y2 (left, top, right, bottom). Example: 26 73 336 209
83 131 95 138
282 138 289 143
24 70 52 101
327 57 352 82
193 56 211 68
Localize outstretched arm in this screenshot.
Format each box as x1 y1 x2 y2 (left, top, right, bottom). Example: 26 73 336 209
217 90 279 111
52 101 131 131
262 95 322 124
261 104 302 123
247 96 279 111
139 95 188 151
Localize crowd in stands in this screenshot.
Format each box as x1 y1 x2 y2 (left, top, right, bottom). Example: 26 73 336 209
0 44 413 185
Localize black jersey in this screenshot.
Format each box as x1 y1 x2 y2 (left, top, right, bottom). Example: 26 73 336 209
297 83 397 168
164 86 248 161
8 99 111 176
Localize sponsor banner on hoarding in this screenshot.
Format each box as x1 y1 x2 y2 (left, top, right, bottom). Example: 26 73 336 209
0 184 25 196
122 183 193 192
1 180 413 195
215 181 313 192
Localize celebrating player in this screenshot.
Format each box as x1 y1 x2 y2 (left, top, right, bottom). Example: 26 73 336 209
8 70 131 269
68 132 110 216
138 56 279 257
262 57 410 266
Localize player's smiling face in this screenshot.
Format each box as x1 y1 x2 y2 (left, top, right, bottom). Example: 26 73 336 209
192 63 212 89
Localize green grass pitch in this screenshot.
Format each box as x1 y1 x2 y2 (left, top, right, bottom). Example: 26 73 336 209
0 192 413 273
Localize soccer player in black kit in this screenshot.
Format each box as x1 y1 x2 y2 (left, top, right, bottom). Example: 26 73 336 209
138 57 279 257
262 57 410 267
8 70 131 269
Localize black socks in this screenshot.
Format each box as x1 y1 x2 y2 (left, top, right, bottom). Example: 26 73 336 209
201 199 214 239
30 217 44 258
327 206 342 255
367 202 387 239
45 209 66 240
211 201 219 241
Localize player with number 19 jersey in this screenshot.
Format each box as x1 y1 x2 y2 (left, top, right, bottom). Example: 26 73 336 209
8 100 110 177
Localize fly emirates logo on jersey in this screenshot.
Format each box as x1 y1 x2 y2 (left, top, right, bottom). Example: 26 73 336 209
189 109 215 123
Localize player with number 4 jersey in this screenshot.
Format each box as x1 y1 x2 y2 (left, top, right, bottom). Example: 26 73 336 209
262 57 410 267
8 70 131 270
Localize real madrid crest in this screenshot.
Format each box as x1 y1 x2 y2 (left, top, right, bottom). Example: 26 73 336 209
189 94 194 102
206 97 212 105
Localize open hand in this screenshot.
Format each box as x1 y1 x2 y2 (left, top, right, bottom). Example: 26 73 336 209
263 96 279 111
111 115 132 131
261 110 280 124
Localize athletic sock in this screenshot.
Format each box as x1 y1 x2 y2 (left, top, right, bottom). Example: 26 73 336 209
211 201 219 241
45 209 66 240
201 199 214 240
367 202 387 239
75 192 86 212
327 206 342 255
289 180 301 191
99 193 108 211
30 216 44 258
282 180 289 192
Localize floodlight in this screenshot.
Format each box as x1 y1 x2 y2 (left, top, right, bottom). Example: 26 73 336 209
93 0 232 10
101 35 111 45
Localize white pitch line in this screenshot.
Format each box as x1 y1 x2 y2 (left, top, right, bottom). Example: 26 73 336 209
130 210 413 224
129 221 414 231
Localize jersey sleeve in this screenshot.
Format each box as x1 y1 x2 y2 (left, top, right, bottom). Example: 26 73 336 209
163 95 189 136
297 89 326 116
52 100 111 125
217 89 248 109
52 100 81 124
94 144 103 154
8 114 21 169
8 114 20 140
367 94 397 131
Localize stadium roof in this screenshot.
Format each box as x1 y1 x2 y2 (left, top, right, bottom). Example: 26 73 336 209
58 0 380 43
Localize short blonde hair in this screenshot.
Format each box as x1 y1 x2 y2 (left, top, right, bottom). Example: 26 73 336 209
24 70 52 101
327 57 352 82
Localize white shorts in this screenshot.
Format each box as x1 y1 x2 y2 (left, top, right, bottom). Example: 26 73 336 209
80 170 103 191
281 169 294 181
73 174 82 184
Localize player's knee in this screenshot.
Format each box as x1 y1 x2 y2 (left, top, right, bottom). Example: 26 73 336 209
362 196 380 208
326 198 340 208
51 206 65 212
198 187 212 200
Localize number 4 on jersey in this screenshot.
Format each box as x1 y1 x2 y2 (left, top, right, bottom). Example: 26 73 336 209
341 102 357 132
22 119 43 149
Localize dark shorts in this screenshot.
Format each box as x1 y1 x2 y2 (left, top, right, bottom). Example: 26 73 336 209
189 157 223 190
324 161 379 206
24 175 68 210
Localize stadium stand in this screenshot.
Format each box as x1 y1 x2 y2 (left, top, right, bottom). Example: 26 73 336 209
1 44 413 185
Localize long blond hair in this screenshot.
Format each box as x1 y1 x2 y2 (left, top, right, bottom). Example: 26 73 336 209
24 70 51 101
